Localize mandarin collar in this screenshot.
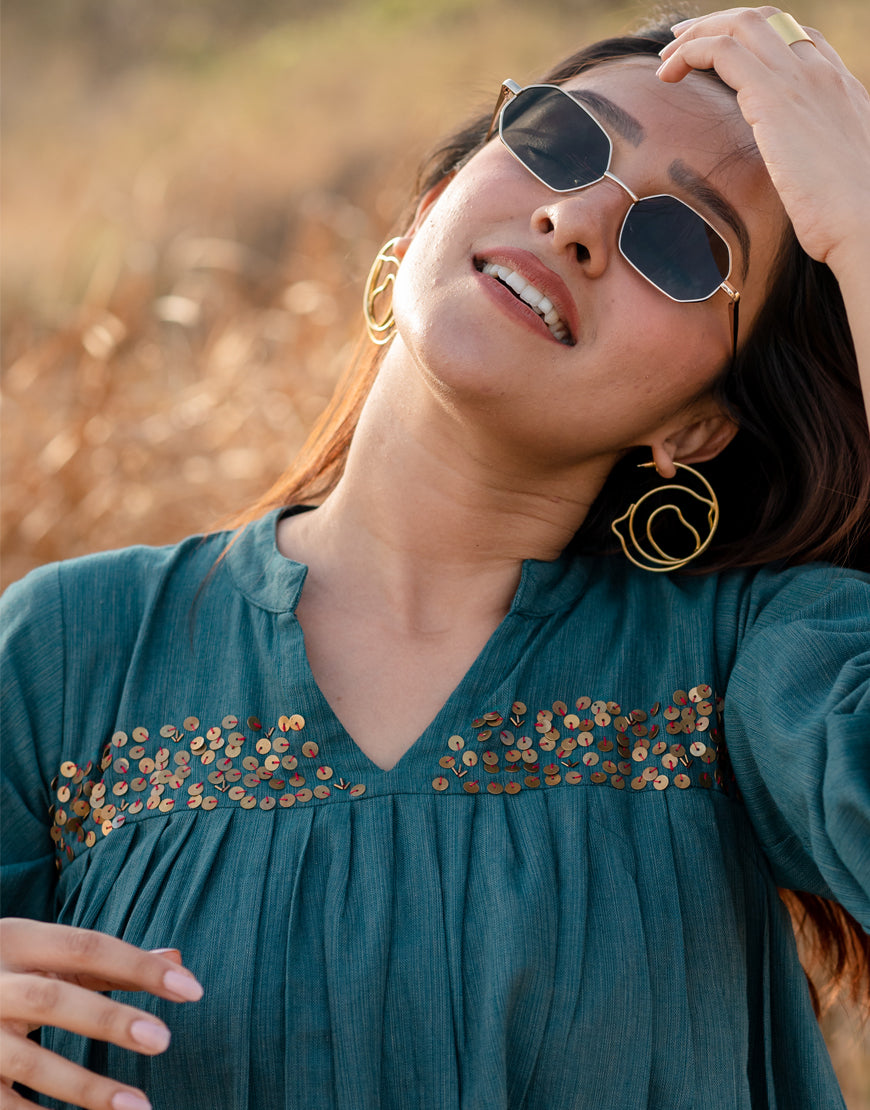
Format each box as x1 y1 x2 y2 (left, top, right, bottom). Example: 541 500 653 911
224 507 590 616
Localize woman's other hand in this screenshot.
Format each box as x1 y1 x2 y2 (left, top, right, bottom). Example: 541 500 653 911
0 918 203 1110
656 5 870 276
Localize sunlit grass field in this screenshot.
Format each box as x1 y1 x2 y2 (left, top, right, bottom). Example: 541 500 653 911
3 0 868 1101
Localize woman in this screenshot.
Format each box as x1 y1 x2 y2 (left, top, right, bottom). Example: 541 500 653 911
1 6 868 1108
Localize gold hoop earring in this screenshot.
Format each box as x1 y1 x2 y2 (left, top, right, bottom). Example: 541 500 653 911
363 237 402 345
610 460 720 573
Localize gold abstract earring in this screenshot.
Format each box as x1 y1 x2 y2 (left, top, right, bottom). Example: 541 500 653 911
611 460 720 572
363 237 402 345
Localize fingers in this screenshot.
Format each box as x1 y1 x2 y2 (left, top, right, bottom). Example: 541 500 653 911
0 921 202 1003
0 1031 152 1110
1 973 171 1055
658 7 847 79
71 948 184 994
1 1082 41 1108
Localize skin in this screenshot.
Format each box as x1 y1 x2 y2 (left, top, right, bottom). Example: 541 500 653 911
2 8 868 1108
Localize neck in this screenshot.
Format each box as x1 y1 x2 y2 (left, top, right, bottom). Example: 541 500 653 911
277 343 617 630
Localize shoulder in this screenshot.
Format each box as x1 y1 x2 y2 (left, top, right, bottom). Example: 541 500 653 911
2 528 232 620
0 528 240 673
721 561 870 635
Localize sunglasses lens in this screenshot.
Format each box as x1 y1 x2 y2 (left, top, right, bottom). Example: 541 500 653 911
501 86 610 191
620 196 731 301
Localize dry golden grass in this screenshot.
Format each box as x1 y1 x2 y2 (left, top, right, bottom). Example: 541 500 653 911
2 1 868 1101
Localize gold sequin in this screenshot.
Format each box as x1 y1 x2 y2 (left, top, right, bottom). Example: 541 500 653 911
432 777 449 792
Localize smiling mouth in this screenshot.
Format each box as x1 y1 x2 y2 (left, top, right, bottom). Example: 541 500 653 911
476 260 573 345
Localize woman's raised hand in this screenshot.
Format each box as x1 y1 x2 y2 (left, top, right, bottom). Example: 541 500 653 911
657 5 870 276
0 918 203 1110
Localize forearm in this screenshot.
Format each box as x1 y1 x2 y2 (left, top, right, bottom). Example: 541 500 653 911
829 230 870 433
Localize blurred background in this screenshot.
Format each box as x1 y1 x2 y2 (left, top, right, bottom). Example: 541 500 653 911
2 1 868 1099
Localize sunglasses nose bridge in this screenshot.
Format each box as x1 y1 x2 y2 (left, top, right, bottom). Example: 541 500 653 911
602 170 640 206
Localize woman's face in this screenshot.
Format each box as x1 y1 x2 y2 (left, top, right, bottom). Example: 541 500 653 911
390 57 788 469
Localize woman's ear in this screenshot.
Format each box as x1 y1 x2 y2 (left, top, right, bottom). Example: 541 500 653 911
651 410 739 479
392 173 456 260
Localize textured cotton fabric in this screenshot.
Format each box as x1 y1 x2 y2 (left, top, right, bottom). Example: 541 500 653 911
2 508 868 1110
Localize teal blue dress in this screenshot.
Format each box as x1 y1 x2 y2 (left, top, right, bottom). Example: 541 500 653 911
2 509 868 1109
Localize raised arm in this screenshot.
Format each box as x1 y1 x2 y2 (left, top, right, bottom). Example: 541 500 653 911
657 5 870 430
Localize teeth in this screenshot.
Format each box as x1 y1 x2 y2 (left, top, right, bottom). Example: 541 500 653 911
481 262 571 344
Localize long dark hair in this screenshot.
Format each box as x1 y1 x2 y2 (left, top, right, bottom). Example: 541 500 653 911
227 22 870 1014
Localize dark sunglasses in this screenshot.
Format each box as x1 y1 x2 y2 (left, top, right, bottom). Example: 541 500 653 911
486 80 740 358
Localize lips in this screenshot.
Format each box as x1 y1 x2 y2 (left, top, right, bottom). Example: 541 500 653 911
474 249 578 346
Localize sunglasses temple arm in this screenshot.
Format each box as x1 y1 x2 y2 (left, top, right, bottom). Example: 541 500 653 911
485 79 523 142
723 282 740 365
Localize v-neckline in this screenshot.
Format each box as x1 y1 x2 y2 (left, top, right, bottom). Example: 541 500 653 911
290 600 524 776
223 508 592 777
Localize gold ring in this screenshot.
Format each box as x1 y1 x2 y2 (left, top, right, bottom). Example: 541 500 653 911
766 12 815 47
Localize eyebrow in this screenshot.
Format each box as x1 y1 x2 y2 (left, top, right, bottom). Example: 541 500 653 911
567 89 751 279
668 160 751 280
568 90 645 146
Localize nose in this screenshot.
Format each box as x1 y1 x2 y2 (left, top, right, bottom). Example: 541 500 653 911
531 174 637 278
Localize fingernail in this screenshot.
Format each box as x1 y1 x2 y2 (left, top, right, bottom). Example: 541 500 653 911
112 1093 152 1110
670 18 695 31
163 968 204 1001
150 947 182 962
655 62 667 77
130 1019 171 1052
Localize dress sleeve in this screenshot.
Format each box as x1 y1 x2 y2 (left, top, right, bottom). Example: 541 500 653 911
1 564 66 922
722 565 870 928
